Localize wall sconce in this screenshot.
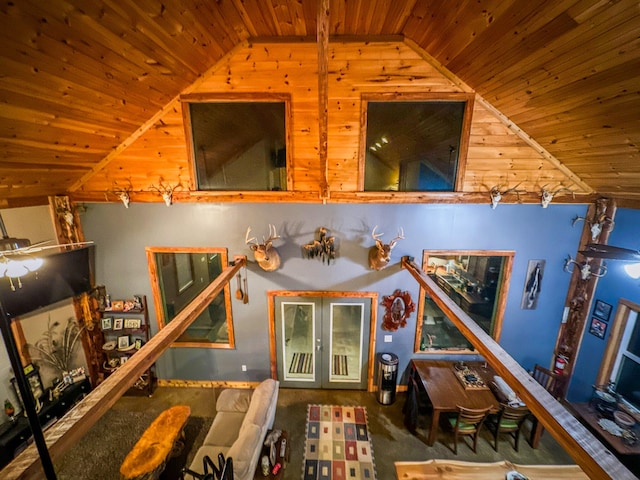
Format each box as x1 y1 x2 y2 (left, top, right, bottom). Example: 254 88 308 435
624 263 640 279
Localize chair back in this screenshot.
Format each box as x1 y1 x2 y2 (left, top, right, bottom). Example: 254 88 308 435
498 403 530 427
532 364 565 398
454 405 491 432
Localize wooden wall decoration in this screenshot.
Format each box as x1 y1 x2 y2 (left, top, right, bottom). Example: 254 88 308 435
381 289 415 332
302 227 336 265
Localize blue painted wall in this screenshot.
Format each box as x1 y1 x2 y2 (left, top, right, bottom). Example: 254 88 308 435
81 202 588 384
568 207 640 402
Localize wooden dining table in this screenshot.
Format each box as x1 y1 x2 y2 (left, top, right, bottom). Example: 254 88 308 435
406 359 500 446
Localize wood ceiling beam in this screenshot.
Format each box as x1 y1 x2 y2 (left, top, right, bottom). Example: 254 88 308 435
317 0 330 200
401 256 635 480
0 257 246 480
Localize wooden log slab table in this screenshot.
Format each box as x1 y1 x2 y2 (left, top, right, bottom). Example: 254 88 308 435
120 405 191 480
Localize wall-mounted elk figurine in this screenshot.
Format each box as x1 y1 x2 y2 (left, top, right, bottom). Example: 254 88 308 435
149 180 181 206
245 225 281 272
564 255 607 280
489 183 524 209
106 182 132 208
540 185 574 208
368 226 404 270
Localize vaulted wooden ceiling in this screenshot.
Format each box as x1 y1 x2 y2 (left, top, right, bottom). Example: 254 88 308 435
1 0 638 207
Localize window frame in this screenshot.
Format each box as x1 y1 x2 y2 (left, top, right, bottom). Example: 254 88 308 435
414 249 514 354
181 93 292 192
146 246 235 349
359 92 474 193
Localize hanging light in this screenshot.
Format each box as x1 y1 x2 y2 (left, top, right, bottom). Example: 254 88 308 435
624 263 640 279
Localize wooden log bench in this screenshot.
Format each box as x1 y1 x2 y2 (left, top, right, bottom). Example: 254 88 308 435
120 405 191 480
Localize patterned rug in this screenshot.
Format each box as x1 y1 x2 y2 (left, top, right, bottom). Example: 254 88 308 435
290 352 313 374
303 405 376 480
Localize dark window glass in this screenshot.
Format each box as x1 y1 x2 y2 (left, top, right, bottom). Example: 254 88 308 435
364 101 465 192
189 102 287 191
615 356 640 410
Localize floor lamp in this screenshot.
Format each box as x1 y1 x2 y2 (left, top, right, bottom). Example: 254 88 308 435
0 302 57 479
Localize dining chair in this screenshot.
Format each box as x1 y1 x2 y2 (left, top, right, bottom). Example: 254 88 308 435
448 405 492 454
530 364 567 447
485 403 530 452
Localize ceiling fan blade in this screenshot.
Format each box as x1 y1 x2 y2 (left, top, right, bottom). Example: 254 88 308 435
580 243 640 261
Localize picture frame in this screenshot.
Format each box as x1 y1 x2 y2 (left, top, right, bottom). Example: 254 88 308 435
11 364 45 408
119 356 128 365
111 300 125 311
589 317 608 339
593 299 612 321
118 335 130 350
134 338 143 350
101 317 113 330
113 318 124 330
124 318 141 329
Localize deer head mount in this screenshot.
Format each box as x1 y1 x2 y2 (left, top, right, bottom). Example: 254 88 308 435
540 185 575 208
564 255 607 280
245 225 281 272
368 226 404 270
572 198 614 242
106 181 133 208
489 183 524 209
149 180 181 206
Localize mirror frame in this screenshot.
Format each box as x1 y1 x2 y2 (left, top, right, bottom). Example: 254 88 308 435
414 249 514 354
146 246 235 349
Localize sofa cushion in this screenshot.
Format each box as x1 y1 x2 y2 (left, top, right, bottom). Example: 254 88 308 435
241 379 278 430
216 388 253 413
226 423 264 480
203 411 246 447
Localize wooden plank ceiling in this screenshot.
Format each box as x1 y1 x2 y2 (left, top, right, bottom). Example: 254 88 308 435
0 0 638 207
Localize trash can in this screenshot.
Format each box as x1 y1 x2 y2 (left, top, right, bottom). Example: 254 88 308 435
376 353 399 405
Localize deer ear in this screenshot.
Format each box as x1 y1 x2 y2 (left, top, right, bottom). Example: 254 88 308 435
250 244 258 251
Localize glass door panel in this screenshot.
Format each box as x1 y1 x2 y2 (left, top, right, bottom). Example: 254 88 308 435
277 299 319 387
328 302 365 385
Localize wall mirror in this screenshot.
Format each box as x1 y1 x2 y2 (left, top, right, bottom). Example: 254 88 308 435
146 247 234 348
415 250 514 353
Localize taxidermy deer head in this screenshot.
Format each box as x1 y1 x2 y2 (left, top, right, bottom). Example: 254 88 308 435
149 180 181 206
564 255 607 280
245 225 281 272
540 185 574 208
489 183 524 209
368 226 404 270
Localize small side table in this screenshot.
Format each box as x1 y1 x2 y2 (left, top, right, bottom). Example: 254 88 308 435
255 430 289 479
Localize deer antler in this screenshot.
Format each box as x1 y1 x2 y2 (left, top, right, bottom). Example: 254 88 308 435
149 180 181 206
371 225 384 241
106 181 133 208
388 227 405 249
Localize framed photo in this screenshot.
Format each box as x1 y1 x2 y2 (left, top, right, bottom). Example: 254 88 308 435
111 300 125 311
589 317 608 339
11 364 45 408
593 300 612 321
119 356 128 365
101 317 113 330
124 318 141 329
134 338 143 350
118 335 130 350
113 318 124 330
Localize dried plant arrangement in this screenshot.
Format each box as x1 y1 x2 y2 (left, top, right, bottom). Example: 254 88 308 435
24 316 84 376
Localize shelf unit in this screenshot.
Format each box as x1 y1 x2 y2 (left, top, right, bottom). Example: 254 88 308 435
100 295 155 396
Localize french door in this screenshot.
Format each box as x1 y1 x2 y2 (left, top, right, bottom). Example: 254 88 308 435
273 293 374 389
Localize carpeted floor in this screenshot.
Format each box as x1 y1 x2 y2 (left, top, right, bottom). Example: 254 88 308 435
54 409 213 480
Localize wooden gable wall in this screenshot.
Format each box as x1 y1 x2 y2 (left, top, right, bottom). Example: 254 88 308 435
74 40 585 204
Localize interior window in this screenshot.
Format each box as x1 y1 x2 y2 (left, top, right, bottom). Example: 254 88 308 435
362 95 472 192
415 250 514 353
146 247 234 348
609 306 640 411
184 97 288 191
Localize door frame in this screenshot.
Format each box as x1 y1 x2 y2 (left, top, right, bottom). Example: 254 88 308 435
268 290 378 391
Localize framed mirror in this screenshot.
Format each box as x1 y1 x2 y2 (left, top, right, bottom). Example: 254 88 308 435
415 250 514 353
146 247 234 348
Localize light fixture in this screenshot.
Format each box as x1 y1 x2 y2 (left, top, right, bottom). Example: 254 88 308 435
0 213 45 289
624 263 640 279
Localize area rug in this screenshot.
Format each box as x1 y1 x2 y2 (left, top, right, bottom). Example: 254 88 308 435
303 405 376 480
332 355 349 376
290 352 313 374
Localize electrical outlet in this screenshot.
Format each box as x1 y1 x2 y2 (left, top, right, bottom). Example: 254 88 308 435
241 365 247 371
384 335 392 343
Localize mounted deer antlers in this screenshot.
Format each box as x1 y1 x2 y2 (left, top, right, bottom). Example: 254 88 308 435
106 181 133 208
489 183 524 209
245 225 281 272
368 226 404 270
540 185 574 208
564 255 607 280
149 180 181 206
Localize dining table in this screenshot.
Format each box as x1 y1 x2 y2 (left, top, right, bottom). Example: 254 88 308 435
405 359 500 446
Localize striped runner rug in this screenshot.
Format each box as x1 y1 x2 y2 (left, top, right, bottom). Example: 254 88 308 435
303 405 377 480
290 352 313 374
332 355 349 376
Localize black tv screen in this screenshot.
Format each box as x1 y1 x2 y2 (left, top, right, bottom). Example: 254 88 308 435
0 245 95 319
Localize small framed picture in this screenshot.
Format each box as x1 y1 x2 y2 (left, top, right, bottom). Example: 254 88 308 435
593 299 612 322
124 318 141 329
111 300 125 311
118 335 130 350
134 338 143 350
119 356 128 365
101 317 112 330
113 318 124 330
589 317 608 339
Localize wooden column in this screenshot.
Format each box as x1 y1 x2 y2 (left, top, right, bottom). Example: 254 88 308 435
553 198 617 391
317 0 330 200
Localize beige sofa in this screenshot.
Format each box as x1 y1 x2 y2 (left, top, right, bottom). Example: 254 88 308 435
188 378 279 480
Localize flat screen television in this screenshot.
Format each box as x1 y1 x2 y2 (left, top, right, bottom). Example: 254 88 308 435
0 245 95 319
